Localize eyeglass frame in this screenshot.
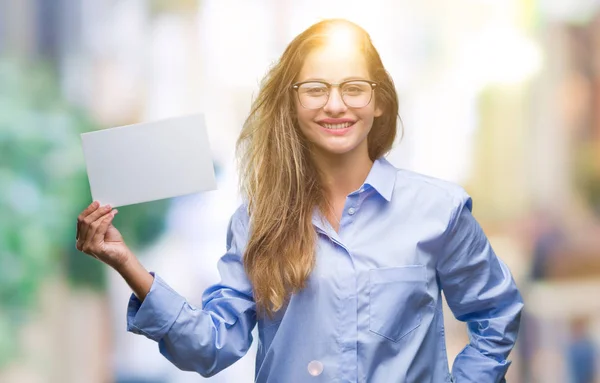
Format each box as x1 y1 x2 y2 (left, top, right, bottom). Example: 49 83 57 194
291 79 378 109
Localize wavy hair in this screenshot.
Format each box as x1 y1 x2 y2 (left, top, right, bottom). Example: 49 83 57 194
236 19 399 316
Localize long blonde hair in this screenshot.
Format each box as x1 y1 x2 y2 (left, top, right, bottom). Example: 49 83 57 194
236 19 399 316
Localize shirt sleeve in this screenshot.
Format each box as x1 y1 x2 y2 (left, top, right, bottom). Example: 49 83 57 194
126 205 257 377
436 190 524 383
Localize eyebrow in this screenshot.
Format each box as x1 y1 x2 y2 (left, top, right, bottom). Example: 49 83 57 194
299 76 370 83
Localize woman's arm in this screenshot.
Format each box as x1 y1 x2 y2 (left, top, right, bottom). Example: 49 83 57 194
114 253 154 301
126 206 257 378
436 192 524 383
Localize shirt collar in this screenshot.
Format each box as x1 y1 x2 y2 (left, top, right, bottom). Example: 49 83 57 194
311 156 397 233
363 156 397 202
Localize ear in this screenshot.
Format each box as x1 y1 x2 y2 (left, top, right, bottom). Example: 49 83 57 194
374 105 384 118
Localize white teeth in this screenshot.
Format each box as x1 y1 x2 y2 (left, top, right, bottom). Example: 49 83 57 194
322 122 353 129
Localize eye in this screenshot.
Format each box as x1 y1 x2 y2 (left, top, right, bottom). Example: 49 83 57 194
299 83 328 97
306 87 327 95
342 82 370 95
345 86 363 93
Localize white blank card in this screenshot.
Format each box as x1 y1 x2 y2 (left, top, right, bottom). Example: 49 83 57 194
81 114 217 207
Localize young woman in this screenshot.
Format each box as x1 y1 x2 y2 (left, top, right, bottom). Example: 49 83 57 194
76 19 523 383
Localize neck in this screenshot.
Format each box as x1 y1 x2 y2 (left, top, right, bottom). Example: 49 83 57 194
312 147 374 201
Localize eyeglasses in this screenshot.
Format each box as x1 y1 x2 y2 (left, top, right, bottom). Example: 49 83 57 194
292 80 377 109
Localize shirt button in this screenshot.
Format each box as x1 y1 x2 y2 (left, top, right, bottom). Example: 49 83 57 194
307 360 324 376
348 207 356 215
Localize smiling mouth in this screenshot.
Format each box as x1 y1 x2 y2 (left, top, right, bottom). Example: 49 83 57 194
318 122 355 130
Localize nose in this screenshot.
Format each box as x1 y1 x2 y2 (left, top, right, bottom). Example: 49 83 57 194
323 87 347 115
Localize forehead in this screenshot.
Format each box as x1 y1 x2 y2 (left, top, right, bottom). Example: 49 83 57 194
297 45 370 83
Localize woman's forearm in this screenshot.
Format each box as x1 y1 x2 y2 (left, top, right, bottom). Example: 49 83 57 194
115 252 154 301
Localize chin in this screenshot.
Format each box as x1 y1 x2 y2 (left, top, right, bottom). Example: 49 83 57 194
315 142 362 156
302 128 370 158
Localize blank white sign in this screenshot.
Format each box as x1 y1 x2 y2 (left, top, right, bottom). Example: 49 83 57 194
81 114 217 207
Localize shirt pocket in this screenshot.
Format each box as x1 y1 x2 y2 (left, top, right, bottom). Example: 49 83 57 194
368 265 428 342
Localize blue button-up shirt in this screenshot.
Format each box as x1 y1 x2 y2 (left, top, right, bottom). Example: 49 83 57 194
127 157 523 383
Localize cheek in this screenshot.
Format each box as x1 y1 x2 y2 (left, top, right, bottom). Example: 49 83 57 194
359 108 378 128
295 106 317 129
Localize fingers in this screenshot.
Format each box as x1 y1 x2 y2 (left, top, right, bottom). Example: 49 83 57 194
77 201 99 240
79 203 113 242
76 201 115 257
76 201 99 252
82 208 115 253
92 209 118 245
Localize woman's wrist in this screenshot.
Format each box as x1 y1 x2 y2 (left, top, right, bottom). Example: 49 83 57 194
112 249 137 273
114 251 154 301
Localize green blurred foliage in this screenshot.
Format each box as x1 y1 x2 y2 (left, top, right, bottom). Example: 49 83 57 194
0 58 169 367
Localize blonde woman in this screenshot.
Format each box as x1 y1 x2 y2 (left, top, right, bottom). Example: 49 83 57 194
76 19 523 383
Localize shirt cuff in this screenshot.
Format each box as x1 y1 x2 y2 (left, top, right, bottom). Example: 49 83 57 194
452 345 510 383
126 272 186 342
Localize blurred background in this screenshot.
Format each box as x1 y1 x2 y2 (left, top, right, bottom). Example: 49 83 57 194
1 0 600 382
